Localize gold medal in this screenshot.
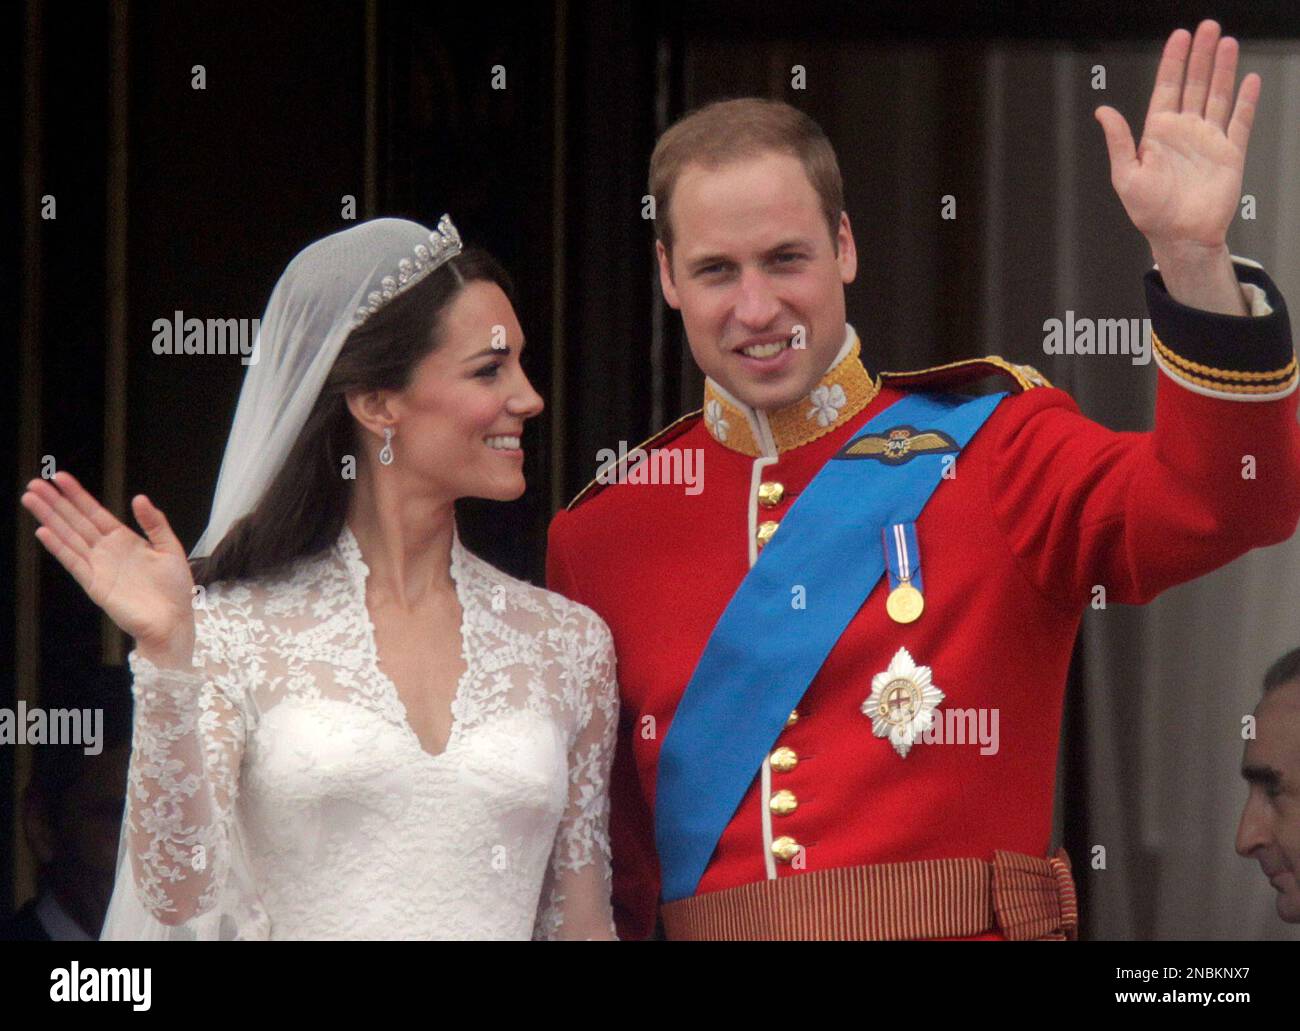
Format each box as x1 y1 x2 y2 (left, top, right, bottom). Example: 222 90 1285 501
886 582 924 623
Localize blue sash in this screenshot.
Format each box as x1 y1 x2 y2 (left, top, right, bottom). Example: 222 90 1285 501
655 390 1006 902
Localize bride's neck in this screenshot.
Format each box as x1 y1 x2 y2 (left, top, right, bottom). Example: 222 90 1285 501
345 463 457 608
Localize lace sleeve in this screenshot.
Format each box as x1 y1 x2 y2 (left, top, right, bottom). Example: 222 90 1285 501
121 608 245 927
533 615 620 941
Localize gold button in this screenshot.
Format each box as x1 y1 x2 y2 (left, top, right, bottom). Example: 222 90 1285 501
756 520 780 548
786 709 799 727
770 746 798 773
770 789 798 816
757 481 785 508
771 835 801 863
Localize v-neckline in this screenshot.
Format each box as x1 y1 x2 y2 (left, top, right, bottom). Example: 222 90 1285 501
338 522 473 762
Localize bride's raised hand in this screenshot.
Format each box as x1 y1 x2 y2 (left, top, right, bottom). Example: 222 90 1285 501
20 470 196 668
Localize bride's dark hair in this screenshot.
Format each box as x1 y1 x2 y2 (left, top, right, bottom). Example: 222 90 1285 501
190 246 514 588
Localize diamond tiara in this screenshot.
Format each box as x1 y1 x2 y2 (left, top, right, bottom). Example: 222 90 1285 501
352 213 464 327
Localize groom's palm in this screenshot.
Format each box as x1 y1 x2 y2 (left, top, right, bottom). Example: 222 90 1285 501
1113 110 1244 249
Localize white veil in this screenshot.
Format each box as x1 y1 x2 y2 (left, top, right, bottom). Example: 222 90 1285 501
192 215 463 558
100 215 463 940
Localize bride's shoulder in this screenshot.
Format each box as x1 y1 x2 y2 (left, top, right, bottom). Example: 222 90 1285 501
459 546 613 645
191 547 329 629
187 577 269 664
192 569 276 616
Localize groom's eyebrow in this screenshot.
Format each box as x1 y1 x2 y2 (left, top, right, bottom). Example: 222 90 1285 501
764 237 813 255
686 239 812 273
686 251 731 272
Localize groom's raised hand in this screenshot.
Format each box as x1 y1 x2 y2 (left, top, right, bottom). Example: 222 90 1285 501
1094 20 1259 315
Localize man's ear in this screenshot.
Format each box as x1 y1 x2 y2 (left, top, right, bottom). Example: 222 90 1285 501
836 211 858 286
656 241 682 310
344 390 397 441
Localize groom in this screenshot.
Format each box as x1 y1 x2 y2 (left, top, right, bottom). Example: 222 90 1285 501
548 21 1300 939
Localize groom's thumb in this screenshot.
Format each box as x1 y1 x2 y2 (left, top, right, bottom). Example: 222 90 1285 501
1094 106 1136 181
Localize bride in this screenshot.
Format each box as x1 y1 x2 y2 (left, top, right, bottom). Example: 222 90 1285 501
19 216 619 940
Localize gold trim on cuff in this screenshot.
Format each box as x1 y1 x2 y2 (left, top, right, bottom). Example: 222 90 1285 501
1152 330 1298 384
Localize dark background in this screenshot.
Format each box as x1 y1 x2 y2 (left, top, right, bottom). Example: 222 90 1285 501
8 0 1300 937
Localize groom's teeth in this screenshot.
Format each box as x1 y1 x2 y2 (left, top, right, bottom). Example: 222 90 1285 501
485 435 521 451
740 339 789 359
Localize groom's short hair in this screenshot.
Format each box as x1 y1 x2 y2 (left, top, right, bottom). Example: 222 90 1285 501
649 97 844 260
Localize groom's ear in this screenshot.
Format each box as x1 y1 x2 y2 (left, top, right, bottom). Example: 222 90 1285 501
836 211 858 285
656 241 682 310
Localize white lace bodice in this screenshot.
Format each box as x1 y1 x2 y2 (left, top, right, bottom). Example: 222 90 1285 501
109 525 618 940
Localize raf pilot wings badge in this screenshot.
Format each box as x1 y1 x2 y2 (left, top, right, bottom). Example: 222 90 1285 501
835 425 960 465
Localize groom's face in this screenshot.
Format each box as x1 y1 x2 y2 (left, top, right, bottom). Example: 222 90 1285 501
657 151 857 412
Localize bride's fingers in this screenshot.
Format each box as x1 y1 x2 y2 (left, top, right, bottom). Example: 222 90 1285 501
131 495 185 557
20 489 93 563
25 477 101 547
33 525 94 590
51 470 122 536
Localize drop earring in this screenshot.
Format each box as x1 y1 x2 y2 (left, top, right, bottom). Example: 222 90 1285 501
379 427 395 466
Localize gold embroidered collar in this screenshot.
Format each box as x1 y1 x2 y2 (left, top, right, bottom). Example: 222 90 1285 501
702 332 881 457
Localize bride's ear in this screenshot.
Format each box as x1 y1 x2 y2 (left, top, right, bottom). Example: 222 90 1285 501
344 389 397 440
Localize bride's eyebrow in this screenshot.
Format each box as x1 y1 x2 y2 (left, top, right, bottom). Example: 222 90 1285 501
463 345 508 361
462 337 526 362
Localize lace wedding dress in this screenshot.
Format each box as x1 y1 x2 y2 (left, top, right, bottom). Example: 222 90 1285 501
101 524 619 940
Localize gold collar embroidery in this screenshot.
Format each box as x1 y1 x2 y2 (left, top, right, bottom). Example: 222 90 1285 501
702 335 881 457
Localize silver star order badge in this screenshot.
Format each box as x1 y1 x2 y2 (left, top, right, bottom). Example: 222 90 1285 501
862 647 944 758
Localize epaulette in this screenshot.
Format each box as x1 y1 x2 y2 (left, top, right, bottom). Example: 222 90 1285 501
880 355 1052 394
565 408 703 511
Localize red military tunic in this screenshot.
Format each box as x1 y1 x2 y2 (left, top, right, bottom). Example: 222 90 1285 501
547 261 1300 940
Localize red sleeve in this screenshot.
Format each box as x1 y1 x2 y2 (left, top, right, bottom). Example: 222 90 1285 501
988 264 1300 609
547 508 662 940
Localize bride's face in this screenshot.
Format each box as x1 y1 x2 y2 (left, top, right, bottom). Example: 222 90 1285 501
386 280 544 502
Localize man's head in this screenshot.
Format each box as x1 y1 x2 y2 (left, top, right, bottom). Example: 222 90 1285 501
1236 648 1300 923
650 98 857 413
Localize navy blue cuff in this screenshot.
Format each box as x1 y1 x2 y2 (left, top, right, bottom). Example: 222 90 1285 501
1144 262 1297 399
